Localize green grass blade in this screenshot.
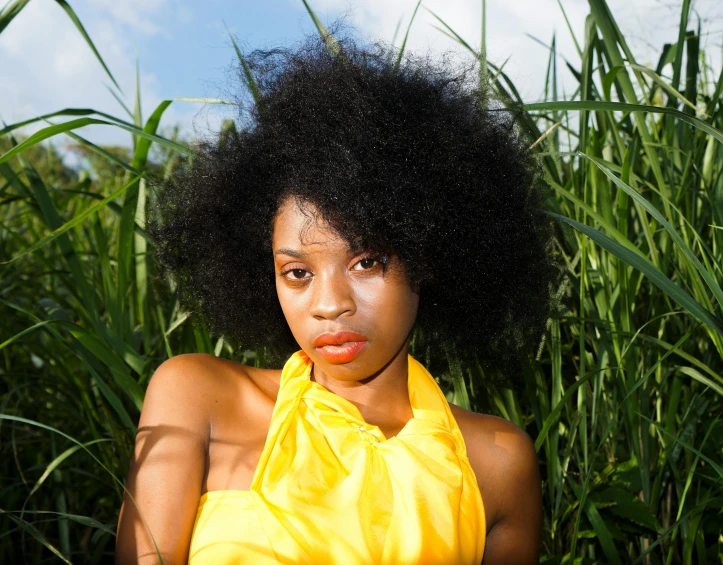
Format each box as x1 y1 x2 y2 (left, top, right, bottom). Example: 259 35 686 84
8 510 116 537
165 312 190 337
172 97 237 105
621 324 699 403
556 0 582 56
0 320 53 349
54 0 122 92
132 58 142 147
568 479 623 565
61 128 144 176
548 212 723 335
535 368 599 451
14 151 102 330
84 362 138 433
301 0 341 57
0 415 163 563
0 107 136 136
2 175 141 264
630 496 723 565
117 100 173 338
639 414 723 479
0 117 192 165
585 155 723 310
0 0 31 34
0 509 73 564
523 100 723 144
626 63 704 116
677 366 723 397
479 0 487 86
670 0 691 92
224 22 263 106
426 8 477 58
65 324 144 410
545 175 648 259
393 0 422 72
25 439 111 501
106 84 133 119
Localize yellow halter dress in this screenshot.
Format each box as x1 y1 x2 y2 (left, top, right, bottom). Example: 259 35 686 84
188 350 486 564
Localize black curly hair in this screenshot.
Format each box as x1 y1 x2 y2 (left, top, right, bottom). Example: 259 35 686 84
148 29 561 381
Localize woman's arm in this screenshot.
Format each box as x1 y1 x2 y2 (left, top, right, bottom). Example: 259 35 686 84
478 425 542 564
452 408 543 565
115 355 213 565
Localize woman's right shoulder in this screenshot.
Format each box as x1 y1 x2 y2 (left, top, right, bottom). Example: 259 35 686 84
143 354 281 426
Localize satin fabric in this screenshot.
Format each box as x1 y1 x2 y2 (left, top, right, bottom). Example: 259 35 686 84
188 350 486 564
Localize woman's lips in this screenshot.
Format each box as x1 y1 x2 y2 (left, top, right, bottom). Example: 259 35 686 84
315 340 368 363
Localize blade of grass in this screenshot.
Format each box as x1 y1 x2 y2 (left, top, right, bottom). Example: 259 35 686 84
0 0 30 34
66 324 144 411
0 117 192 165
479 0 487 86
621 324 700 404
1 174 140 264
117 100 172 340
394 0 422 72
556 0 582 56
54 0 122 92
224 21 263 106
0 108 138 136
105 84 133 119
523 100 723 144
0 321 53 349
0 510 72 564
0 415 163 563
548 211 723 335
24 439 111 501
639 413 723 479
301 0 341 57
7 510 116 537
535 368 600 451
172 97 237 106
585 155 723 310
568 479 623 565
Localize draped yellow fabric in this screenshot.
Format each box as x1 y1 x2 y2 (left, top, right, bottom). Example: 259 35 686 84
189 350 486 564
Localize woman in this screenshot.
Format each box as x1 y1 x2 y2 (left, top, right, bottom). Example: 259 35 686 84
115 30 559 565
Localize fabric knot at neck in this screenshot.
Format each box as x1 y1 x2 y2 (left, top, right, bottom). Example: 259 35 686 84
244 349 486 564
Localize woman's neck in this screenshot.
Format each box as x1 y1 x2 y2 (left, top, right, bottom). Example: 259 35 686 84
310 339 414 437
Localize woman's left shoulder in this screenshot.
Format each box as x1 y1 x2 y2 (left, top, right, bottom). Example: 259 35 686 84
449 405 537 464
449 404 541 533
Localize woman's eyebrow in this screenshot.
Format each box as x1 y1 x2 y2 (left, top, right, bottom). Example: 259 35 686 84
274 248 304 258
275 244 360 258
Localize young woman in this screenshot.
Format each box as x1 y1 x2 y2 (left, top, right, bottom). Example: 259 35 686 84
115 31 559 565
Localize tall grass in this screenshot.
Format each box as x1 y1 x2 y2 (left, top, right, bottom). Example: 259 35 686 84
1 0 722 563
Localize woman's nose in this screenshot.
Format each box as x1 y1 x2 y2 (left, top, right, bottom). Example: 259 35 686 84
309 270 356 321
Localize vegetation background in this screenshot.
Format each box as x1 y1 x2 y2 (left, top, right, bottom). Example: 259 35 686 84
1 0 722 563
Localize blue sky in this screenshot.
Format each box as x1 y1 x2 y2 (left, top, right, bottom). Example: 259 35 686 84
1 0 721 148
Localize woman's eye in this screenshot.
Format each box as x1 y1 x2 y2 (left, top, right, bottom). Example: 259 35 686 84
352 257 378 271
283 268 310 280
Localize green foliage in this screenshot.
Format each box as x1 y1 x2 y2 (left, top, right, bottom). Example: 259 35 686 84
1 0 722 563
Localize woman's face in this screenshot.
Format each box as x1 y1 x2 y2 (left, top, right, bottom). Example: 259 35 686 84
272 197 420 382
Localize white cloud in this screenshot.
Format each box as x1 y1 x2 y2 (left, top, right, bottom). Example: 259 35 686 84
85 0 172 37
0 0 211 152
313 0 722 101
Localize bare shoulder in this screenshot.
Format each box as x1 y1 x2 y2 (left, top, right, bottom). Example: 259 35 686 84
449 404 540 531
449 404 536 464
145 354 281 422
117 355 283 564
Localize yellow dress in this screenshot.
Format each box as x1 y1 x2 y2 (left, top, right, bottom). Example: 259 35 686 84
188 350 486 564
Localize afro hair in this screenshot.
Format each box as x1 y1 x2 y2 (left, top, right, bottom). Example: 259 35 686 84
148 30 562 381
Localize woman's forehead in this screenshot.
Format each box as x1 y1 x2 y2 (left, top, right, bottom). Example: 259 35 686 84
272 198 347 251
